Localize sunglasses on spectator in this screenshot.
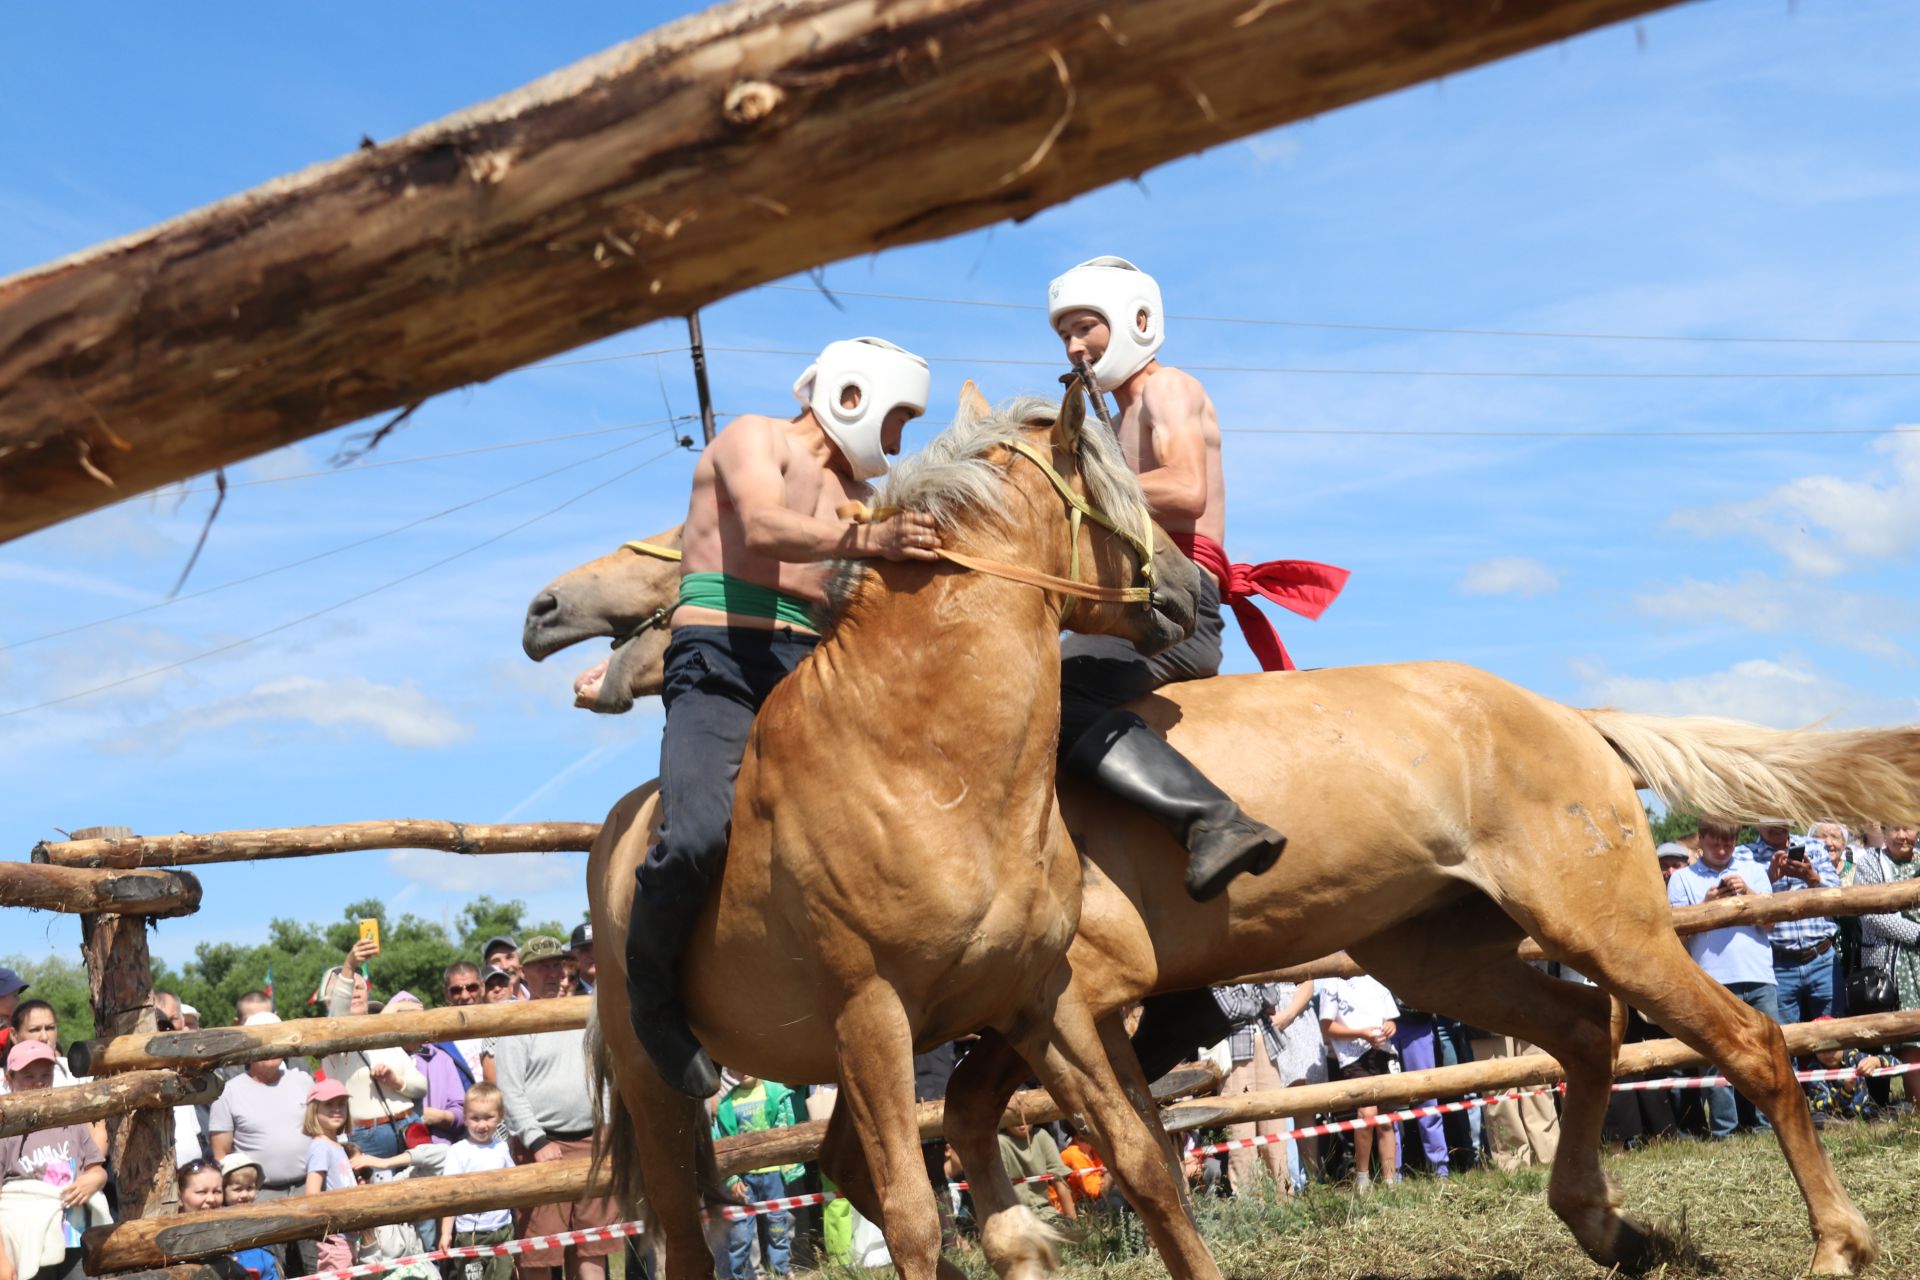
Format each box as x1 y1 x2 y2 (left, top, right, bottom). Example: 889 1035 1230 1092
446 983 481 995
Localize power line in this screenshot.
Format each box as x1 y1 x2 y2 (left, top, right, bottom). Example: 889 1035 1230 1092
153 418 679 497
754 282 1920 347
522 345 685 371
0 443 689 720
709 345 1920 380
842 414 1917 441
4 426 684 655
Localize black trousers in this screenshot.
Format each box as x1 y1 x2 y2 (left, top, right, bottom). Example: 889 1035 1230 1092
1059 575 1224 750
636 625 819 912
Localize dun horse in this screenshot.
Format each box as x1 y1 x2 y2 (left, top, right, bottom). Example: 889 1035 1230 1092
536 396 1920 1280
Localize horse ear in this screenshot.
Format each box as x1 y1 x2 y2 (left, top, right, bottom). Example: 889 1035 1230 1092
1053 375 1086 451
956 380 991 423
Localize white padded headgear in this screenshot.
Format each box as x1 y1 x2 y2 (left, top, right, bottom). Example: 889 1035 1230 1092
1046 256 1164 391
791 337 931 481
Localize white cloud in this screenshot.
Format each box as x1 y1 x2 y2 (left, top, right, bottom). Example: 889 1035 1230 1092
1635 572 1912 660
386 848 585 895
1573 656 1920 729
1672 430 1920 576
1242 133 1303 168
1458 556 1559 598
139 675 472 750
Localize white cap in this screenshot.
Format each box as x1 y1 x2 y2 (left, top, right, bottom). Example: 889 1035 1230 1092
1046 256 1165 391
242 1011 282 1027
793 337 930 481
1655 842 1691 862
180 1004 199 1019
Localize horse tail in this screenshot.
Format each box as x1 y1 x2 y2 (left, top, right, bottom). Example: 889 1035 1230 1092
587 1006 652 1225
1578 707 1920 824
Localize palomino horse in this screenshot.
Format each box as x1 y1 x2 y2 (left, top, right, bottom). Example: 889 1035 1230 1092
584 383 1220 1280
541 415 1920 1280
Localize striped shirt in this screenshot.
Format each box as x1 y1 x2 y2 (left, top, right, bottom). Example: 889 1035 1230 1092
1744 837 1840 953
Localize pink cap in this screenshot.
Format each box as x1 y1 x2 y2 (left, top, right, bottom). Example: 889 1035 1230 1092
307 1078 348 1104
6 1039 57 1073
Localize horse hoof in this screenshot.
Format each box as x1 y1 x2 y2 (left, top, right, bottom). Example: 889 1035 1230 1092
1810 1221 1879 1276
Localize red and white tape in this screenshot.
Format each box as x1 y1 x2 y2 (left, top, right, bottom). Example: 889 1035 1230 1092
285 1059 1920 1280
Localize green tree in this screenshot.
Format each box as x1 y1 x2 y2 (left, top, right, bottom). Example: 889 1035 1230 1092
1647 808 1699 845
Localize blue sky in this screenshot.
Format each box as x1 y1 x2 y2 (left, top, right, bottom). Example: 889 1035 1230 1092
4 1 1919 969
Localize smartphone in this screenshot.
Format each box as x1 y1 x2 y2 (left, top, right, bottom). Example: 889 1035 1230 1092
358 918 381 952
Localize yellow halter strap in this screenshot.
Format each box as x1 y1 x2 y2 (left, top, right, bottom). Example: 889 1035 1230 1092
621 540 683 562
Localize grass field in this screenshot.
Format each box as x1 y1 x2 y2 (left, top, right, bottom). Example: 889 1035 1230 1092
817 1115 1920 1279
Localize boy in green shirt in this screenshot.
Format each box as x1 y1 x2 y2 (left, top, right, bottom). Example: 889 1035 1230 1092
712 1075 803 1277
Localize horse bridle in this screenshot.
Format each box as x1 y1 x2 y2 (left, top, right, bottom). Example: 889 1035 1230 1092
608 539 681 649
614 435 1159 631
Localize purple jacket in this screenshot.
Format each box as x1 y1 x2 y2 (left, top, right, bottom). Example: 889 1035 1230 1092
413 1043 471 1143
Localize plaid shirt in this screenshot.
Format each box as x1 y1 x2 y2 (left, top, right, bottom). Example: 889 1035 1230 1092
1743 837 1840 952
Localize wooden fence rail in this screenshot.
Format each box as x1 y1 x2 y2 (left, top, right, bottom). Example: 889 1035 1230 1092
34 821 600 870
0 1071 219 1141
73 997 591 1077
1242 876 1920 985
84 1063 1224 1272
0 863 200 917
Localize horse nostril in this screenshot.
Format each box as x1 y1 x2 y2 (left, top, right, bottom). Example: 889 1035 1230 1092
528 591 560 622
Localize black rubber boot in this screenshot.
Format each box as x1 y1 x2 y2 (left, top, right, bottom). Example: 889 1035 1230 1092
1064 709 1286 901
625 888 722 1099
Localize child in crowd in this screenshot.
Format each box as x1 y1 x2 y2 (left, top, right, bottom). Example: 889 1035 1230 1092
1317 975 1401 1193
211 1155 282 1280
438 1083 515 1280
1802 1018 1888 1124
0 1038 109 1280
302 1079 358 1270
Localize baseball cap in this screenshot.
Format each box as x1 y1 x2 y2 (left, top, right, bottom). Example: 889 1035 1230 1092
481 935 518 961
483 967 513 988
0 969 30 1000
307 1078 348 1104
1655 842 1691 862
219 1152 264 1179
6 1039 56 1073
569 922 593 952
520 935 566 966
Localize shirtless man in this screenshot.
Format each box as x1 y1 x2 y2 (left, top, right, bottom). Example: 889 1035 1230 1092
627 336 939 1096
1047 257 1284 900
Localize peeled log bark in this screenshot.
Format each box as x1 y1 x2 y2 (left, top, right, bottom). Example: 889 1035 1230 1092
1160 1009 1920 1132
0 863 200 917
33 820 600 870
1237 877 1920 985
74 996 590 1077
0 0 1683 545
0 1071 219 1139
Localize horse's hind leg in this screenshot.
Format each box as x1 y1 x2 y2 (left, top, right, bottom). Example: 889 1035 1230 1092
830 982 947 1280
945 1031 1063 1280
1008 973 1224 1280
1349 901 1653 1273
818 1101 968 1280
1581 920 1877 1275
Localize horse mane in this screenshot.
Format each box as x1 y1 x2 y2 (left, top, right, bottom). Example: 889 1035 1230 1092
823 392 1149 621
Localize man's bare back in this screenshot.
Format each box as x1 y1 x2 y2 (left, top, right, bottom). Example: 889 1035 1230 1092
1113 364 1227 548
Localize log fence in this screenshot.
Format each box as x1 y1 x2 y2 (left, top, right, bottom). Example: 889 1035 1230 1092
8 814 1918 1272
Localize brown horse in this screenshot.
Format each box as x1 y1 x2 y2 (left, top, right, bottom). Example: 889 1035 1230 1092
545 430 1920 1278
584 384 1221 1280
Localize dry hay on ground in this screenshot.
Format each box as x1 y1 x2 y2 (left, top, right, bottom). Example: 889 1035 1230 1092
815 1114 1920 1279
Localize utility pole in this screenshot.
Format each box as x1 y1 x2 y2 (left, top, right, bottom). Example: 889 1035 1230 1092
685 312 718 444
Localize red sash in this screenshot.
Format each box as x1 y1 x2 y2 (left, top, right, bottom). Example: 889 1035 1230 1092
1173 533 1349 672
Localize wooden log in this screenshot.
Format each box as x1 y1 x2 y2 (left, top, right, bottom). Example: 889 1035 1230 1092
0 0 1683 545
76 825 176 1221
109 1261 254 1280
1235 876 1920 986
714 1058 1225 1177
0 862 200 917
1159 1009 1920 1132
34 820 601 870
85 1059 1225 1270
73 996 591 1077
0 1071 220 1139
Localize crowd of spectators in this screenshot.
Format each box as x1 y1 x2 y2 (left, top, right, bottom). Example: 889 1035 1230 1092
0 821 1914 1280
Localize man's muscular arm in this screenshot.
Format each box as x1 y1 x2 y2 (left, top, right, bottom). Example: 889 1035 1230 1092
715 419 939 562
1135 369 1210 521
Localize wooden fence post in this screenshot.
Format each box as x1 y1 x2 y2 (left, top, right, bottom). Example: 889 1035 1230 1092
74 825 177 1220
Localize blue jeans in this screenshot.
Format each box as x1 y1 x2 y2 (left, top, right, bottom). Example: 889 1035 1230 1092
1774 947 1840 1026
1705 981 1780 1137
725 1172 792 1278
350 1118 409 1160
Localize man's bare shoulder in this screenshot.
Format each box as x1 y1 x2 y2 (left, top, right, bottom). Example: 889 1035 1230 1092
1140 365 1210 424
711 414 791 463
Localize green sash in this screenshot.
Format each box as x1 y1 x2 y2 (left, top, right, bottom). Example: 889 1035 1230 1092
677 572 819 630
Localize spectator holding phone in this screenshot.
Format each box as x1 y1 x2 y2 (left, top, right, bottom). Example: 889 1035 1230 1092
1743 823 1842 1023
